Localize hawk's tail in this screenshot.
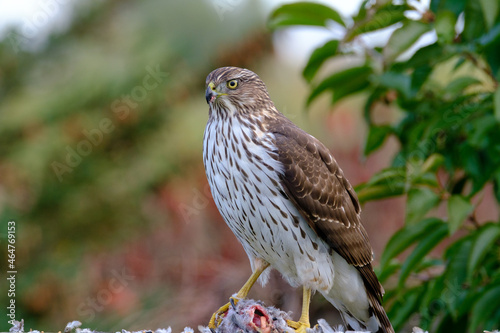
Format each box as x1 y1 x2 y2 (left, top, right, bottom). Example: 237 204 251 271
327 264 395 333
355 265 394 333
340 305 393 333
324 291 394 333
365 288 394 333
364 266 394 333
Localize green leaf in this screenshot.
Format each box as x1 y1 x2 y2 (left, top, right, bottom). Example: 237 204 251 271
420 278 443 320
356 167 406 203
387 287 423 331
447 195 474 234
302 40 339 82
401 154 441 189
377 258 401 283
307 65 372 105
469 284 500 331
453 56 467 70
415 257 443 272
444 76 482 97
484 36 500 80
384 20 432 63
362 166 406 186
459 144 486 192
410 65 433 94
485 307 500 331
476 22 500 48
346 4 409 41
444 236 472 280
430 0 467 16
435 10 457 44
413 172 440 188
373 71 412 99
467 114 497 148
479 0 499 30
454 286 481 319
364 125 392 156
421 153 445 173
397 42 452 69
468 223 500 280
435 237 472 317
381 217 444 268
494 85 500 121
269 2 345 29
463 0 487 41
436 312 470 332
353 0 371 21
399 221 448 287
405 187 441 225
356 182 405 203
331 77 370 104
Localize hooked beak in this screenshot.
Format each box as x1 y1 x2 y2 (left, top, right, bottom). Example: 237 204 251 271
206 82 216 104
206 81 227 104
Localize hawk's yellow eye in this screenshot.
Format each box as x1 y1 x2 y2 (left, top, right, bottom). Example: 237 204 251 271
227 80 238 89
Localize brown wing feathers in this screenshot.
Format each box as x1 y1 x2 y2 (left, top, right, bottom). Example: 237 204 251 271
270 116 384 301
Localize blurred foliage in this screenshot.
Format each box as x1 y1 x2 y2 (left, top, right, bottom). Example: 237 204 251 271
0 0 272 331
271 0 500 332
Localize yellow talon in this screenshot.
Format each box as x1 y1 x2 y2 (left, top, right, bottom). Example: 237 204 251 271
287 287 312 333
208 261 270 329
208 297 239 329
287 319 310 333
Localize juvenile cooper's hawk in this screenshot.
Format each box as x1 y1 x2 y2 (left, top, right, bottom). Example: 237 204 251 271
203 67 394 333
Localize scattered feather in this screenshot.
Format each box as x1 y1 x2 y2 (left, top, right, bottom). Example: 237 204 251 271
9 320 24 333
65 321 82 332
8 299 487 333
412 328 429 333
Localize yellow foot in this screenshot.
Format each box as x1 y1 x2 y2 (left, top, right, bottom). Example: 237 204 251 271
208 297 239 329
287 319 311 333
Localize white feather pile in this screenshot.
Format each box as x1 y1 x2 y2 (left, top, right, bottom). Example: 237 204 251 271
12 300 496 333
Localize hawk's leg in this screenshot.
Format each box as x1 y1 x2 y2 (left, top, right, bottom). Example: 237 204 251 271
287 287 312 333
208 260 270 329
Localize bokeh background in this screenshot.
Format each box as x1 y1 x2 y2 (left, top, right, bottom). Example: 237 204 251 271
0 1 405 331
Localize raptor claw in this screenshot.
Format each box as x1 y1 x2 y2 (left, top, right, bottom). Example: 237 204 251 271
230 297 237 309
208 297 242 329
287 319 310 333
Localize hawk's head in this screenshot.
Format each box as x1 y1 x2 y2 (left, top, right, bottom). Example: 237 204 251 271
205 67 274 117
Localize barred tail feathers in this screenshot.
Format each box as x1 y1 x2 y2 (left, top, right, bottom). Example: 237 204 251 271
323 261 395 333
